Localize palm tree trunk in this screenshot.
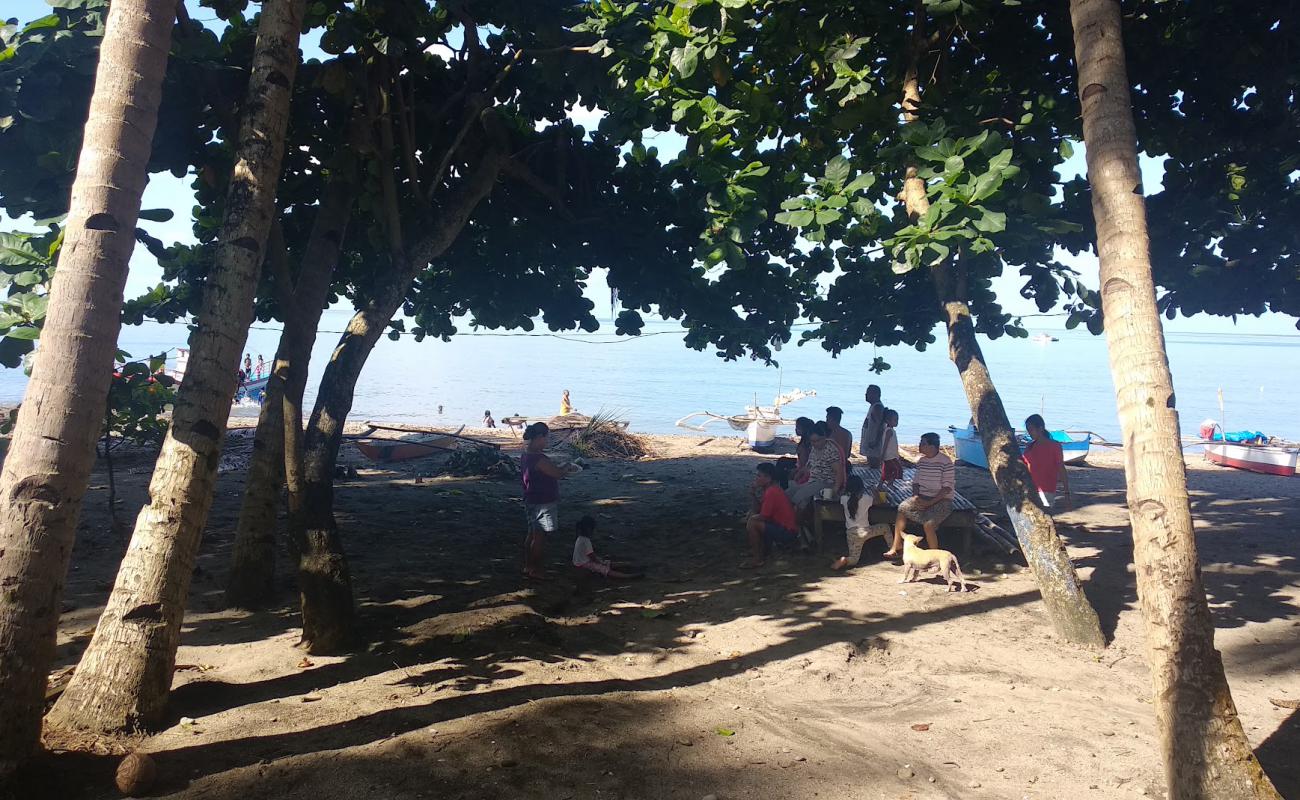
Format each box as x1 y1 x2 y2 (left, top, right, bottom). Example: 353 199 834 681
0 0 175 773
898 0 1104 646
1069 1 1282 796
226 182 353 609
47 0 307 734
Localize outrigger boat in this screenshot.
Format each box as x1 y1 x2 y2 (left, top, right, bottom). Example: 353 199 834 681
347 422 498 463
948 423 1092 469
166 347 269 406
1197 418 1298 477
676 388 817 452
1203 442 1298 477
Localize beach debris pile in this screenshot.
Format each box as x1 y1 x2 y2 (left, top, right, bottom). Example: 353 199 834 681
568 413 651 460
442 446 519 479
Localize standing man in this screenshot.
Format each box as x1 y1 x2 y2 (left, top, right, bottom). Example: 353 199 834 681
1022 414 1071 512
859 384 885 467
825 406 854 471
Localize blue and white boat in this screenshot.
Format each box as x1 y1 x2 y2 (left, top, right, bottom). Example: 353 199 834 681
948 424 1091 469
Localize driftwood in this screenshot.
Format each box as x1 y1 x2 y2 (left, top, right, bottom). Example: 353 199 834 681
974 513 1021 554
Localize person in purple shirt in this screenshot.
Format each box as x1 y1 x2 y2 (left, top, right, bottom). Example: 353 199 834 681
521 422 577 579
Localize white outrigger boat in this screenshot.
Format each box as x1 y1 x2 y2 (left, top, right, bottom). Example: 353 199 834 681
676 388 817 452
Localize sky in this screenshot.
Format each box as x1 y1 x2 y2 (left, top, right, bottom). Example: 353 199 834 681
5 0 1297 338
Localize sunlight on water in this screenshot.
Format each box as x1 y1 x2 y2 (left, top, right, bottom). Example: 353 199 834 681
1 313 1296 445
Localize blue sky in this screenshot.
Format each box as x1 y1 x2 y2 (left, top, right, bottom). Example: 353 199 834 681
6 0 1297 337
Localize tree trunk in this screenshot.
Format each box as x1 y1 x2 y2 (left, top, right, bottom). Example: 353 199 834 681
1069 1 1282 796
46 0 307 735
897 0 1104 647
294 144 508 654
226 182 354 609
936 279 1106 647
0 0 174 776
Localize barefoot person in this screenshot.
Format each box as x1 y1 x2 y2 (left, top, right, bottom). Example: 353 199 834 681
859 384 885 467
742 463 798 568
573 516 642 579
885 432 954 557
1022 414 1071 512
560 389 573 415
832 474 875 571
521 422 576 579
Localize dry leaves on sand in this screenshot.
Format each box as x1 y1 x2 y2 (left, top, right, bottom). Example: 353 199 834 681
911 723 931 732
1268 697 1300 709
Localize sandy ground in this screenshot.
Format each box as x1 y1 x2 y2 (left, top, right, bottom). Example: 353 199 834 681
16 426 1300 800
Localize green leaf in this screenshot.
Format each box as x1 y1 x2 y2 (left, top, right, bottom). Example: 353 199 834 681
823 155 851 186
5 326 41 340
774 209 815 227
916 145 947 162
670 45 700 78
943 155 964 178
972 209 1007 233
1058 139 1074 159
844 173 875 193
815 208 842 225
716 728 736 736
927 242 950 265
987 148 1013 172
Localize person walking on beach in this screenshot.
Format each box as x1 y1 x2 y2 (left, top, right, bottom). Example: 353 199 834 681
742 463 798 569
560 389 573 415
521 422 576 579
1023 414 1071 512
859 384 885 467
884 432 954 557
826 406 854 472
483 410 496 428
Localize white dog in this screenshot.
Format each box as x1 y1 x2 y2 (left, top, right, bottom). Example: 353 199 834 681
900 533 968 592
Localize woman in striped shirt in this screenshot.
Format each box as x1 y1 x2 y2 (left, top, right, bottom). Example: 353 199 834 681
883 431 954 557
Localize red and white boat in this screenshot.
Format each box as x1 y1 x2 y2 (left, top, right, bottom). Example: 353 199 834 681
1203 442 1299 477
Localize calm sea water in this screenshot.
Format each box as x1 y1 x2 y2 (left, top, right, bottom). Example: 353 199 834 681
2 310 1297 445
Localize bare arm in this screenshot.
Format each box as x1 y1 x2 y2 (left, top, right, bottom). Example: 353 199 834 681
534 455 568 479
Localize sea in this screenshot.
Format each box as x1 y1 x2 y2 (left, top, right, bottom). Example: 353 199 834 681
1 309 1297 446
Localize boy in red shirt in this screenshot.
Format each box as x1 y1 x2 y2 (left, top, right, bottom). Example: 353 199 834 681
742 463 798 568
1022 414 1071 512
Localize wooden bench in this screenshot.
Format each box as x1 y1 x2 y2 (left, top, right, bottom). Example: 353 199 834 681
809 465 978 556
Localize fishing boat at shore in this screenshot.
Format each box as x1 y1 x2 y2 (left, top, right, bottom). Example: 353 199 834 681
676 388 816 452
948 424 1091 469
165 347 269 406
1203 441 1298 477
1030 333 1059 344
347 422 497 463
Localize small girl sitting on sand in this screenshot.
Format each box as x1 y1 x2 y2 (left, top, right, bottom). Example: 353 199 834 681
573 516 642 579
832 475 883 571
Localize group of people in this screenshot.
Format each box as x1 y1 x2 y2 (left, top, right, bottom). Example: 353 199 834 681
516 385 1073 581
742 385 1073 572
236 353 266 385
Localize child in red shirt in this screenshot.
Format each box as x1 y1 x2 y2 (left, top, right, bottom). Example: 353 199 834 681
1022 414 1071 512
742 463 798 569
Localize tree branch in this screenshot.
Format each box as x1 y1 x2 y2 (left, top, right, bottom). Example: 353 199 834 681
502 158 577 223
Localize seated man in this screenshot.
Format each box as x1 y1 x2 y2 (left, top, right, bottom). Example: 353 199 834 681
884 431 954 557
742 462 798 569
